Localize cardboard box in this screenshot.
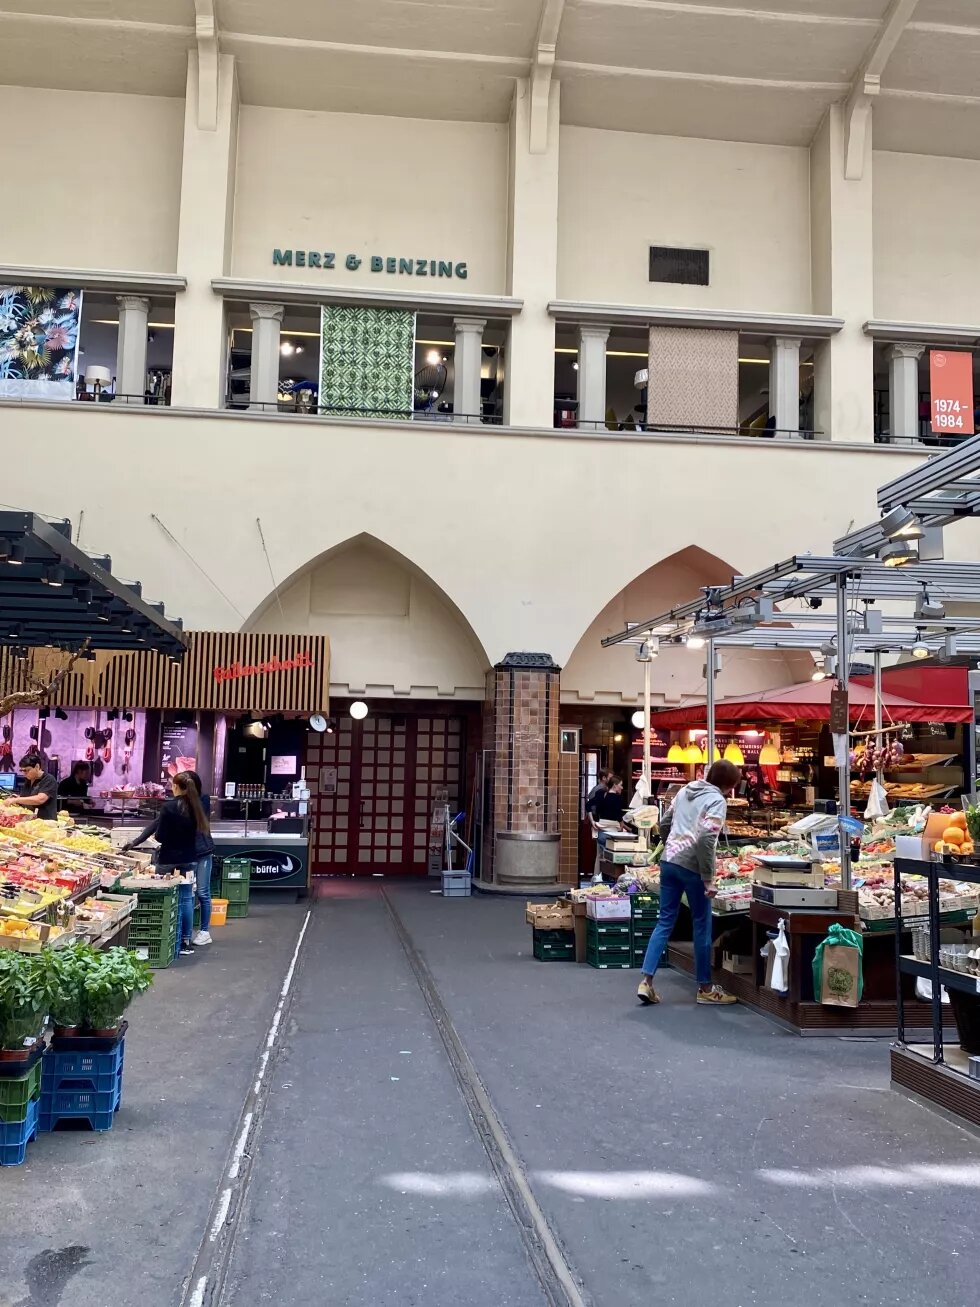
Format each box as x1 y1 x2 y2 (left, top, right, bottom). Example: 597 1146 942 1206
526 901 573 930
586 897 632 920
723 952 754 977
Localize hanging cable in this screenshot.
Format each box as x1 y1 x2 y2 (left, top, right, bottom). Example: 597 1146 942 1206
150 513 245 620
256 517 285 620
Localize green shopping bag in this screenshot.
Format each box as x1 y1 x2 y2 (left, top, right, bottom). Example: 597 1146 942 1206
812 922 864 1008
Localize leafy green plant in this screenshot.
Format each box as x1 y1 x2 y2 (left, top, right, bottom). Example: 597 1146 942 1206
81 949 152 1031
0 952 46 1050
966 805 980 846
35 943 99 1029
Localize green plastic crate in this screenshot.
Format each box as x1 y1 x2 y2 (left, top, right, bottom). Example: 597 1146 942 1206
533 939 575 961
220 878 250 903
225 901 249 919
586 956 632 970
586 919 630 936
0 1060 42 1124
127 936 174 968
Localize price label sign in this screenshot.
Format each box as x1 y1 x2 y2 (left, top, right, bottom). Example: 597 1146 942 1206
930 350 974 435
829 687 849 737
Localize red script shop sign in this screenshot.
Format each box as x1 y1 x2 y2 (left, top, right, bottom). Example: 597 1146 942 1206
213 651 314 685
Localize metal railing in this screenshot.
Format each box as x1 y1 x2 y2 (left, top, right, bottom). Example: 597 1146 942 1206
568 418 820 440
223 396 502 423
74 391 171 407
874 430 971 450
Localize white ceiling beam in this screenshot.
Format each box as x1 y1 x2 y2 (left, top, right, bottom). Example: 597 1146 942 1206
842 0 919 180
194 0 218 131
529 0 565 153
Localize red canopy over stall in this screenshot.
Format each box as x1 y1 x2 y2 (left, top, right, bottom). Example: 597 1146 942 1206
650 679 972 728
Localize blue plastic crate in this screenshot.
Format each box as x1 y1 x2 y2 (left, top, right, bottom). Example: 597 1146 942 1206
0 1095 39 1166
39 1073 121 1133
43 1043 124 1091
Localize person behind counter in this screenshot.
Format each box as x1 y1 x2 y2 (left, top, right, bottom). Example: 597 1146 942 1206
10 753 58 821
58 761 94 813
122 771 212 958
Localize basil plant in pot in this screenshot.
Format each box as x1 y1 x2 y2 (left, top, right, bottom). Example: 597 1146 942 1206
36 942 100 1034
0 952 47 1059
81 949 152 1035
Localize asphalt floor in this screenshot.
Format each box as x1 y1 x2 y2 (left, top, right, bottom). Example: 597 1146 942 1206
2 882 980 1307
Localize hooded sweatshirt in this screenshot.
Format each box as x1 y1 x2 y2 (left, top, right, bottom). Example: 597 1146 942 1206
662 780 727 883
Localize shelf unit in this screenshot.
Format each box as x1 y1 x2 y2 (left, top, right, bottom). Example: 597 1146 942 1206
892 855 980 1125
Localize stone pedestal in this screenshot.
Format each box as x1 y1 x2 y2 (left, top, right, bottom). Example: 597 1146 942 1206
482 653 561 887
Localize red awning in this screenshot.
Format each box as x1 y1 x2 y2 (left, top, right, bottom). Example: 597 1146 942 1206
650 679 972 729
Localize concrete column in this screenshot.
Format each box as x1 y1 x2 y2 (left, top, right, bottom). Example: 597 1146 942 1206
504 79 560 429
769 336 801 436
114 295 150 402
170 53 239 408
810 104 875 442
886 343 925 443
453 317 487 421
576 325 610 428
248 303 284 410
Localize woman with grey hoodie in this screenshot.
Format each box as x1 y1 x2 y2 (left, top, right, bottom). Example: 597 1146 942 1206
636 760 741 1006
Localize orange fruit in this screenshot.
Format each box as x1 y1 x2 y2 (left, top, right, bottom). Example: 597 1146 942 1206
942 827 964 845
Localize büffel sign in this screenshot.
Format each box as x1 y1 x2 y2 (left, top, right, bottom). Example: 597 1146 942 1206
238 848 305 884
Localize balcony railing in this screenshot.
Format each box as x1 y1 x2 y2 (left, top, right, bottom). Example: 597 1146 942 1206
569 419 820 440
224 396 502 423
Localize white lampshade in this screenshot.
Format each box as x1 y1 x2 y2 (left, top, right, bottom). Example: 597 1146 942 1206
631 710 646 729
349 700 369 720
84 366 112 387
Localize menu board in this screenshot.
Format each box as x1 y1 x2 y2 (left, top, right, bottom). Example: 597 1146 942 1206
160 718 198 782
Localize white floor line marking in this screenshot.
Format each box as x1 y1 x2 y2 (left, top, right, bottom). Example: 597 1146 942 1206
209 1188 233 1242
265 1011 281 1048
187 1276 207 1307
227 1111 253 1181
279 911 311 998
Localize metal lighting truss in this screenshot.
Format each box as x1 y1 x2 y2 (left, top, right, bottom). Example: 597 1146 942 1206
835 430 980 558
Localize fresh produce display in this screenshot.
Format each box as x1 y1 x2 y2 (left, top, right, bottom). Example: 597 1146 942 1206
0 943 151 1047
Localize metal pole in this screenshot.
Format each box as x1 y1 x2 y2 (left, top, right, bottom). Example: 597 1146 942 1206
706 639 716 771
836 575 852 891
643 657 652 794
873 649 883 789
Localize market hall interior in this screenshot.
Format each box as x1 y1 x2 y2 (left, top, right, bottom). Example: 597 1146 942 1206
3 1 980 1305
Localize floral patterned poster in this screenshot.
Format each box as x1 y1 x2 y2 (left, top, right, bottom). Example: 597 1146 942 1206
0 285 82 399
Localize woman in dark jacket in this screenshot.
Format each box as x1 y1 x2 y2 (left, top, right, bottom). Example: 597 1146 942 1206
123 771 212 956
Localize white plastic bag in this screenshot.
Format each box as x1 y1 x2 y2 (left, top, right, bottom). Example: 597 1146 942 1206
864 778 890 821
770 919 790 993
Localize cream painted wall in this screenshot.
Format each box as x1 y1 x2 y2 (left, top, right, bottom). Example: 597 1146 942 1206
5 404 974 693
247 537 489 699
0 88 183 272
562 546 812 706
874 151 980 323
556 127 811 312
232 107 507 294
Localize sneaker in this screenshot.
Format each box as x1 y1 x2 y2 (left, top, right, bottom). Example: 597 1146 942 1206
192 931 212 946
179 944 196 956
636 978 660 1005
696 985 737 1005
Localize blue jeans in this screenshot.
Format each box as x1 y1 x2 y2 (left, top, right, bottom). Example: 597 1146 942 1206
641 860 713 985
157 863 195 948
195 856 213 932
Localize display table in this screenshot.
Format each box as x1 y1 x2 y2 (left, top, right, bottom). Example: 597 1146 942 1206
668 898 955 1034
211 827 310 897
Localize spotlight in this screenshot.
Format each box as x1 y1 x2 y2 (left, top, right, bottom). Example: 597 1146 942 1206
811 664 827 682
879 538 917 568
96 605 111 623
880 504 923 541
106 709 119 721
6 623 20 640
38 708 49 720
73 586 93 606
685 633 706 650
635 639 658 662
911 635 930 659
42 565 65 587
55 708 68 720
0 539 25 565
123 712 133 722
915 589 945 621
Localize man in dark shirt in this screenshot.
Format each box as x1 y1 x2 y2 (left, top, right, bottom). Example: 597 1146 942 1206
586 769 611 823
11 753 58 821
58 761 94 813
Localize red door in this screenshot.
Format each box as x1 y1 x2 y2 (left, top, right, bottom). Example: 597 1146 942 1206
308 713 465 876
